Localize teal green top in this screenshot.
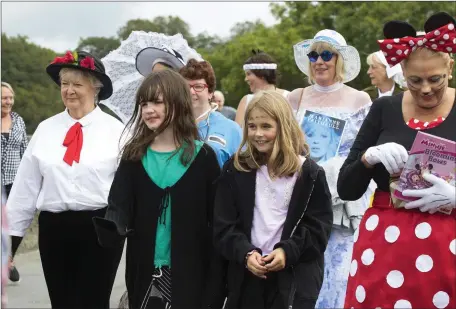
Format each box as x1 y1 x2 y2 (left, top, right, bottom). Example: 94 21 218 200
141 141 203 268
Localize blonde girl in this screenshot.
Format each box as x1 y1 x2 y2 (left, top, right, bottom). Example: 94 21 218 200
214 90 333 309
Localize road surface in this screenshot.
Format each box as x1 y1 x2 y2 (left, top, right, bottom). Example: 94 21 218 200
5 248 126 308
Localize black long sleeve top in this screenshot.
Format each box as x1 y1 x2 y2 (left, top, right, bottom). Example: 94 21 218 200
337 93 456 201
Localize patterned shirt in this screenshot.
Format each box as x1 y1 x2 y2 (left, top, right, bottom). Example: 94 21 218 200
1 112 28 185
1 185 8 306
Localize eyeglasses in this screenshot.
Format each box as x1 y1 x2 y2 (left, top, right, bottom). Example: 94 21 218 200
188 83 208 92
307 50 335 63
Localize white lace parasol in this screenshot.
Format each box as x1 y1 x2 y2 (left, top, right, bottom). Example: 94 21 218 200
100 31 203 123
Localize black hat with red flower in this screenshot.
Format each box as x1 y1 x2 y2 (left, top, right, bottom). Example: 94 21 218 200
46 50 113 100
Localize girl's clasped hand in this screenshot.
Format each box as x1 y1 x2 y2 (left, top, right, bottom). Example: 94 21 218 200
246 248 287 279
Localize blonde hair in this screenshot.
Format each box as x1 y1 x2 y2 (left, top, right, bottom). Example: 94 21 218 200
307 42 345 84
234 91 309 178
402 47 452 68
59 68 103 101
1 82 15 96
402 48 454 85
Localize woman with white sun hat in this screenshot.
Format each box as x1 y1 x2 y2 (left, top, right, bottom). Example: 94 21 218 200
288 29 374 308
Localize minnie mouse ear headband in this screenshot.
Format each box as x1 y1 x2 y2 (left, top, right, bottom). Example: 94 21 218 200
293 29 361 83
136 45 186 77
46 50 113 100
243 49 278 70
378 12 456 66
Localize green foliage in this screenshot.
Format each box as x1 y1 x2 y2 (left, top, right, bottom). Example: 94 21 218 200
269 2 456 89
192 31 224 51
1 33 63 134
229 20 265 38
204 23 308 107
76 36 120 59
3 4 456 132
117 16 194 45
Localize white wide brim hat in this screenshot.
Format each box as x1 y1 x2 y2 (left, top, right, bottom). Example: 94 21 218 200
293 29 361 83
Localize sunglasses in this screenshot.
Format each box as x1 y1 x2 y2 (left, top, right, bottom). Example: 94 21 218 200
188 83 208 92
307 50 335 63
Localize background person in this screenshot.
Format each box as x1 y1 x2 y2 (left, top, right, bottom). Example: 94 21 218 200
1 81 28 284
136 46 186 74
235 50 290 127
363 51 406 100
180 59 242 167
214 90 236 121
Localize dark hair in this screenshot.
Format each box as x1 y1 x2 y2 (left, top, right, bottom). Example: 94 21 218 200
244 50 279 85
179 59 216 93
121 70 199 165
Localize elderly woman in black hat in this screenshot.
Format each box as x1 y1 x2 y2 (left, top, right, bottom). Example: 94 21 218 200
6 50 125 309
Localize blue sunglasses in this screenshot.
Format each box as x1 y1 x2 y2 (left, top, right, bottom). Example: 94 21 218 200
307 50 335 63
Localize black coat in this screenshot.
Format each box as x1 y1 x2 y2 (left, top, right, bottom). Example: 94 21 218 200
213 158 333 309
93 144 226 309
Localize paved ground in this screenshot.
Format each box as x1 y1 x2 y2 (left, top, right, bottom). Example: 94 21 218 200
5 248 127 308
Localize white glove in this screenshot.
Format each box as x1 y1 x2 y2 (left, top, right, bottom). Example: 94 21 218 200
402 173 456 214
364 142 409 175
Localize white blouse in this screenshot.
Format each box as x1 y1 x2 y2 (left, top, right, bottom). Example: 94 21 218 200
378 84 396 98
6 106 125 237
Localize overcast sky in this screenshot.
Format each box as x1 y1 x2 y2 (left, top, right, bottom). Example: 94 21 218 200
2 2 280 53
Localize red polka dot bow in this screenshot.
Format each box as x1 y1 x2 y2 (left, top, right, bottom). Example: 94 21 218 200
378 23 456 66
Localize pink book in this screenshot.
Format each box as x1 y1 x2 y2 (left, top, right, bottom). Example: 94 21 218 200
392 131 456 214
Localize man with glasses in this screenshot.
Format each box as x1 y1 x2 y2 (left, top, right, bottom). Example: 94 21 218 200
180 59 242 167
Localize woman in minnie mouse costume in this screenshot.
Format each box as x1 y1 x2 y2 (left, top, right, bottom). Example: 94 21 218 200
338 12 456 309
6 50 125 308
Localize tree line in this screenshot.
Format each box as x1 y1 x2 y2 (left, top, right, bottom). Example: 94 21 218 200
2 2 454 133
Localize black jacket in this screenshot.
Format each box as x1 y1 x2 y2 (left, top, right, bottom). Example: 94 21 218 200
213 158 333 309
93 144 226 309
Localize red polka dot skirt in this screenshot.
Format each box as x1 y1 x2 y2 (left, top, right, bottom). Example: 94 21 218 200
344 190 456 309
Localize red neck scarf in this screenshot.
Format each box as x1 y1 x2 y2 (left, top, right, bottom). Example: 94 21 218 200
63 122 83 166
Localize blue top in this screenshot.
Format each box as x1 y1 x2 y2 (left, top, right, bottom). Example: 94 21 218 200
198 111 242 167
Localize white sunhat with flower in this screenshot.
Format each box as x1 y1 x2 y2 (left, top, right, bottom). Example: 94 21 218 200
293 29 361 83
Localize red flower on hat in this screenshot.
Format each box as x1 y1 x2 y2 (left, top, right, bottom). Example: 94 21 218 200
80 57 95 70
51 51 75 65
